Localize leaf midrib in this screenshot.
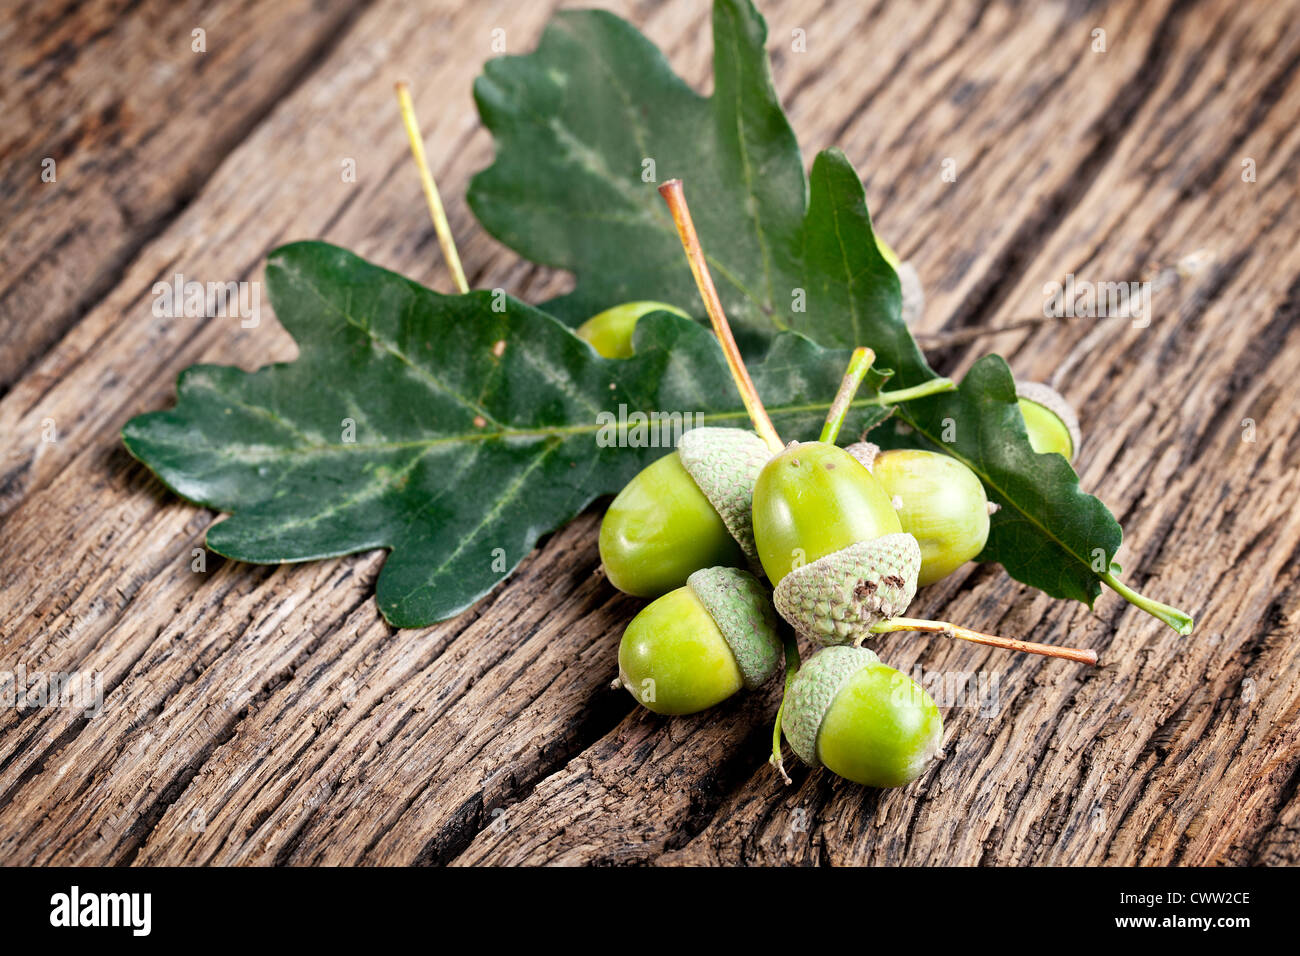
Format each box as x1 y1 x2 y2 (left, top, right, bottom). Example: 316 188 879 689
181 396 891 460
723 3 776 312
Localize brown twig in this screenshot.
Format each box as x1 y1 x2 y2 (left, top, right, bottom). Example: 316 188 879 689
870 617 1099 665
658 180 784 453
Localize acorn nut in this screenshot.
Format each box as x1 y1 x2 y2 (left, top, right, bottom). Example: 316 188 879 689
752 440 919 645
752 441 903 585
870 448 991 587
783 645 943 788
1016 381 1081 462
599 427 773 597
576 301 690 359
616 566 785 715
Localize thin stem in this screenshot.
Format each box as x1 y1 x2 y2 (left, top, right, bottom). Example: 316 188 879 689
769 633 801 785
869 377 956 407
1103 572 1195 636
658 180 783 454
396 82 469 295
820 347 876 444
870 617 1099 665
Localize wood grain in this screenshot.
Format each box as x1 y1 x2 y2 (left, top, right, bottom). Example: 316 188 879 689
0 0 369 394
1 0 1297 866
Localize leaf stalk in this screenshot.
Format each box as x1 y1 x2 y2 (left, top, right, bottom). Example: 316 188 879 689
396 82 470 295
869 377 955 407
1102 572 1194 635
819 347 875 444
658 180 784 453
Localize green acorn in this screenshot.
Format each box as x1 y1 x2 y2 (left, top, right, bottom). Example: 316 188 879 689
782 645 943 788
870 449 991 587
616 566 784 715
599 427 772 597
576 301 691 358
642 180 1102 789
842 442 995 587
1016 381 1081 461
772 532 920 646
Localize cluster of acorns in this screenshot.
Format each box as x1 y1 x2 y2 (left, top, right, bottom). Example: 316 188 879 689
578 296 1083 789
572 181 1097 790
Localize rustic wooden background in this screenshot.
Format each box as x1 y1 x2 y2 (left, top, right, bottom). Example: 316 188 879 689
2 0 1298 866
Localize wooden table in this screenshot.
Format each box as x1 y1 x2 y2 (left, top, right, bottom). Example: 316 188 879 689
2 0 1298 866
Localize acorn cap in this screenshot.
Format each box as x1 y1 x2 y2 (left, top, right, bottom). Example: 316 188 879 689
773 533 920 646
782 645 879 767
843 441 880 473
1015 382 1082 457
678 427 773 564
687 566 784 690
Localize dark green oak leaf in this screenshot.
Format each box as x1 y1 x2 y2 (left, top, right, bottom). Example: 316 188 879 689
123 241 897 628
469 0 901 358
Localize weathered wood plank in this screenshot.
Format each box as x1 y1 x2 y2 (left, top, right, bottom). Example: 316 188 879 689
1 0 1297 867
0 0 370 394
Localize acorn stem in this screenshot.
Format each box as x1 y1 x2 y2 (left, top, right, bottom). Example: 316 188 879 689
658 180 784 454
396 82 469 295
770 633 801 784
870 617 1099 665
820 347 876 444
1102 572 1195 636
869 377 956 407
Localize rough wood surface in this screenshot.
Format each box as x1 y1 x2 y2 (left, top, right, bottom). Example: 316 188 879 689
0 0 367 393
2 0 1298 866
